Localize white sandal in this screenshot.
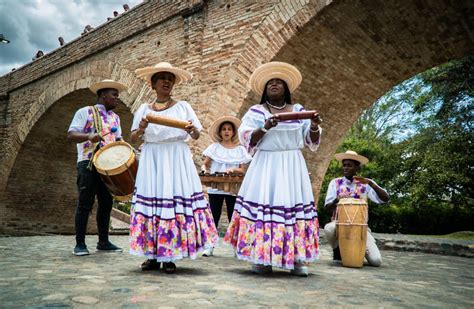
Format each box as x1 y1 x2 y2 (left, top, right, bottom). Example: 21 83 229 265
290 264 309 277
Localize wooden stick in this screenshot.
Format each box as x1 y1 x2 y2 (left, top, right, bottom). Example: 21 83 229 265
275 110 317 121
146 114 190 129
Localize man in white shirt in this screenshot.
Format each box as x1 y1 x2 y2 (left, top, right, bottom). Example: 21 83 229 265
324 150 390 266
67 79 126 256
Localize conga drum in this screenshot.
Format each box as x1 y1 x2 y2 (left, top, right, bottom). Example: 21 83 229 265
335 198 368 268
92 141 138 201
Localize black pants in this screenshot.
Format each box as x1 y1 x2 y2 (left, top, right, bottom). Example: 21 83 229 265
75 160 113 245
208 193 236 228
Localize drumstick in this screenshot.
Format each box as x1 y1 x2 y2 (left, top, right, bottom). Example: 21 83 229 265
146 114 191 129
101 127 118 138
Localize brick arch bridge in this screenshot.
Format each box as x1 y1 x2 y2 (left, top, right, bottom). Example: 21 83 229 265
0 0 472 234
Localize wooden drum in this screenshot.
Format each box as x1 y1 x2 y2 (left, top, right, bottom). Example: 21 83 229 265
92 141 138 202
335 198 368 268
199 172 244 196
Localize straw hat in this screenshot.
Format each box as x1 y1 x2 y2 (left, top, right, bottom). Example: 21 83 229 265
249 61 302 94
135 62 192 85
209 116 241 144
334 150 369 166
90 79 127 94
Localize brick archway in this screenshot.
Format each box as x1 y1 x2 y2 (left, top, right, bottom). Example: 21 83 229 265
0 0 472 234
214 0 474 194
0 61 139 234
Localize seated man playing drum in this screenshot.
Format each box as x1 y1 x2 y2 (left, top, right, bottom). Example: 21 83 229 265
323 150 390 267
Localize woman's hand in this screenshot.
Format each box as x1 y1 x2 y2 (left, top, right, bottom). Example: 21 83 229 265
139 117 149 132
184 121 195 134
264 116 279 130
311 112 322 128
185 120 199 139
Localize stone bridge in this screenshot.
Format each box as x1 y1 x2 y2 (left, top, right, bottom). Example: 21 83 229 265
0 0 472 234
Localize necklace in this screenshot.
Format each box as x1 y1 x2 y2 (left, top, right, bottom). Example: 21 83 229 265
152 98 172 112
266 101 287 110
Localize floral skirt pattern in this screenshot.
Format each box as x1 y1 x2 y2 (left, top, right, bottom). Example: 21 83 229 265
129 142 218 262
130 193 218 262
224 198 320 270
223 149 320 270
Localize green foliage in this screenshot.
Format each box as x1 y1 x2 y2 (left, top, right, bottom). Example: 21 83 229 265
113 201 131 214
318 56 474 234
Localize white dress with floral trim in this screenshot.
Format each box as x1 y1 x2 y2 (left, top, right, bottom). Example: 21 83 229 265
129 101 218 262
224 103 321 269
203 143 252 195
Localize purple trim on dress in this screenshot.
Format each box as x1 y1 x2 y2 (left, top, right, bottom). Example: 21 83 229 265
250 107 266 116
236 196 315 209
135 192 205 202
133 210 207 220
134 195 206 208
234 198 318 224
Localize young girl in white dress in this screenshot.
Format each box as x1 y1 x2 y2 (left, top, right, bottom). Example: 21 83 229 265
200 116 252 256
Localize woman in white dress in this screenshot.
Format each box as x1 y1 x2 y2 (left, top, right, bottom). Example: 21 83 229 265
224 62 322 276
129 62 218 273
200 116 252 256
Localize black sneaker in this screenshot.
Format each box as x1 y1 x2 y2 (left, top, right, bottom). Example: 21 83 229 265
73 244 90 256
96 241 123 252
333 247 342 261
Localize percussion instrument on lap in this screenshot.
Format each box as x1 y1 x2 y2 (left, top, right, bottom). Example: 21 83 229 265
146 114 191 129
274 110 318 121
199 172 245 195
93 141 138 202
335 198 368 268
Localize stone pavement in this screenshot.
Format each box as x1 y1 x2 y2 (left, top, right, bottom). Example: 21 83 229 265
0 236 473 308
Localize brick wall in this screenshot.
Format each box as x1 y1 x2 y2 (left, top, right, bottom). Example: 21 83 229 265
0 0 472 234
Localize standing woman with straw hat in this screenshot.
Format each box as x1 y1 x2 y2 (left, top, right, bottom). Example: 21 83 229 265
200 116 252 257
224 62 322 276
129 62 218 273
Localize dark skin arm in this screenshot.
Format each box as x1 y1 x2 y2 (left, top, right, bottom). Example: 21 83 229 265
309 113 322 143
325 176 390 214
353 176 390 202
325 198 339 214
67 131 101 143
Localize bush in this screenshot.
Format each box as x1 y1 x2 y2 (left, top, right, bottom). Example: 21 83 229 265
113 201 131 214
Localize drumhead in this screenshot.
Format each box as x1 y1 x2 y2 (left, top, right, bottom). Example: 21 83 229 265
95 143 133 171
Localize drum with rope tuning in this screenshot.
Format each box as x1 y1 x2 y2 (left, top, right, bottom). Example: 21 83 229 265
336 198 368 268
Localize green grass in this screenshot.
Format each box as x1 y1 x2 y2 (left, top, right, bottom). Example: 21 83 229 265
411 231 474 241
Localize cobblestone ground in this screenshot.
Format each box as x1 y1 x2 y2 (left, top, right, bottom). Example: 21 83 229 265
0 236 473 308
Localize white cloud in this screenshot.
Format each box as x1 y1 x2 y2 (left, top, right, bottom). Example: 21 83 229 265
0 0 142 76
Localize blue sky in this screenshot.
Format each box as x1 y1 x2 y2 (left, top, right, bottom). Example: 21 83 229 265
0 0 142 76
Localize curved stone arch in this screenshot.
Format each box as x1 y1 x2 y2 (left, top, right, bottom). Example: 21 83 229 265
20 61 146 142
211 0 474 197
203 0 325 125
0 59 149 234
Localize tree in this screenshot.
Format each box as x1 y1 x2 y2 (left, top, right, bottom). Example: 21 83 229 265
318 56 473 234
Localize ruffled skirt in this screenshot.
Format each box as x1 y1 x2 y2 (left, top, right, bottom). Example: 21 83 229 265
224 149 320 269
130 142 218 262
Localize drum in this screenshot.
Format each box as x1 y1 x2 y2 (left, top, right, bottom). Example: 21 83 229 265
335 198 368 268
199 172 244 195
92 141 138 202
